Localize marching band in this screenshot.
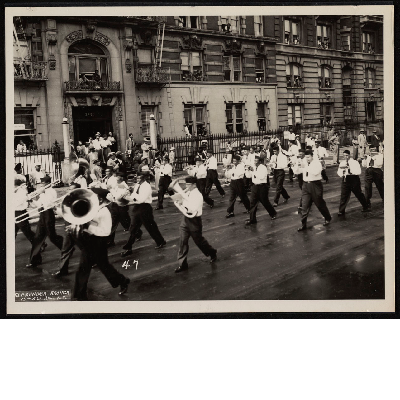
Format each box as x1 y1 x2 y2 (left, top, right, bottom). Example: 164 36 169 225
14 137 384 300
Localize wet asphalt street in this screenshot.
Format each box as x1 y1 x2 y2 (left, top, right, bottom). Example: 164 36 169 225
14 166 384 301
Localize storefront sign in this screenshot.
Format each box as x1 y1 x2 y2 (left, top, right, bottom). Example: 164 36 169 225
14 124 25 130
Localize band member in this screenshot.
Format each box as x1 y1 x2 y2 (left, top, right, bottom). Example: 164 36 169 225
337 150 369 216
27 176 64 268
246 155 277 225
205 149 225 197
298 150 332 231
225 155 250 218
175 176 217 273
14 178 35 243
72 188 131 300
243 147 255 192
108 173 133 247
292 149 307 211
362 146 384 210
70 163 89 189
357 128 368 159
103 167 118 190
155 157 173 210
270 146 290 207
189 157 214 208
287 140 299 182
121 166 166 257
314 140 329 183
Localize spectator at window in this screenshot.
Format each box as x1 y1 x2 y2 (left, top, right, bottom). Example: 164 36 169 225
16 140 27 153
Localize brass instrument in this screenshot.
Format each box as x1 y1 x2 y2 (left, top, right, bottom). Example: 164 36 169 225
61 188 100 225
69 158 90 184
168 179 198 218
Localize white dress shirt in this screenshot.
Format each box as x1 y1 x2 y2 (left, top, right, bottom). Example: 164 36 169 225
87 206 112 237
100 138 111 148
15 186 29 211
160 164 173 177
206 156 218 170
17 143 27 153
32 170 45 184
303 159 323 182
130 181 153 204
182 188 203 217
193 164 207 179
110 183 130 205
270 152 288 170
74 175 88 189
292 157 307 175
337 158 362 177
92 139 102 150
252 164 269 184
288 144 299 157
362 154 384 169
229 163 245 180
36 188 58 209
315 146 328 160
105 175 118 190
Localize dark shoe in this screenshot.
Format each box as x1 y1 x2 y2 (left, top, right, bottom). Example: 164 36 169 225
338 212 345 216
271 214 277 220
155 241 166 249
297 225 307 232
273 203 278 207
26 263 38 268
53 270 68 278
210 252 217 263
245 219 257 225
325 179 329 183
283 197 290 204
119 278 130 295
221 194 225 198
175 265 189 273
209 203 214 209
323 220 331 226
225 213 235 218
136 235 142 242
121 249 133 257
154 206 163 210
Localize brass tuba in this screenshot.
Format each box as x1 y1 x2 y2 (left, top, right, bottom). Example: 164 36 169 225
61 188 100 225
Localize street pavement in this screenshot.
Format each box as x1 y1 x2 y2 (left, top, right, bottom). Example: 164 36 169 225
14 162 385 301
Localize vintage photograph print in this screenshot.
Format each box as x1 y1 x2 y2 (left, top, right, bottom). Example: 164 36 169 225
6 6 395 314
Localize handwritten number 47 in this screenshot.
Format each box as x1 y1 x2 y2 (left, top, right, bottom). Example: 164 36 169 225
122 260 139 270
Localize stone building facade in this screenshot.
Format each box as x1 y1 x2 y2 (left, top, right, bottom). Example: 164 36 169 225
13 15 383 152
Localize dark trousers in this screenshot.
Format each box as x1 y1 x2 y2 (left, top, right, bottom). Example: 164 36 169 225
227 179 250 214
297 173 304 207
249 184 277 223
339 176 368 213
365 168 384 205
30 209 63 265
244 176 252 192
108 203 132 244
273 169 289 204
205 170 225 196
197 178 214 206
57 229 76 274
288 167 294 181
157 175 172 208
15 210 35 243
321 169 328 182
73 234 127 301
178 216 216 268
300 181 331 227
123 204 165 250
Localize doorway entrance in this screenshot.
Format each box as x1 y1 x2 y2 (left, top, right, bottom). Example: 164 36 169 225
72 106 113 144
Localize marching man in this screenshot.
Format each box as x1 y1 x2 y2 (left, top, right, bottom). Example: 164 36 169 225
205 149 225 198
362 145 384 210
314 140 329 183
155 156 173 210
189 157 214 208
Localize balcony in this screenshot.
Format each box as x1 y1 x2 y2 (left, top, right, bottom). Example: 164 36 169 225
360 15 383 25
64 80 122 92
182 70 206 82
14 61 48 81
135 66 170 85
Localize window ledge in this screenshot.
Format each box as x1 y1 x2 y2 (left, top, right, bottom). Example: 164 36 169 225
286 87 304 90
319 88 335 91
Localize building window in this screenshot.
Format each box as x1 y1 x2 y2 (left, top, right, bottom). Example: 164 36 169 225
365 101 376 122
184 104 206 135
342 67 352 88
180 51 203 80
255 57 265 83
137 48 153 66
68 40 109 82
288 104 302 127
364 68 375 88
284 19 301 45
317 24 332 49
362 32 375 53
319 66 332 88
257 103 269 132
341 33 351 51
140 106 157 136
223 55 241 82
14 108 36 150
177 16 199 29
286 63 303 88
226 103 243 133
229 16 240 33
320 103 333 126
220 16 243 33
254 16 263 37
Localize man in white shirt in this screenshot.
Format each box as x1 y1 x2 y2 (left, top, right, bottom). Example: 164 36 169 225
27 176 64 268
103 168 118 191
71 187 131 300
175 176 217 273
121 166 166 257
270 147 290 207
337 150 369 216
314 140 329 183
357 128 368 159
244 146 256 191
32 163 45 188
292 148 307 211
298 150 332 231
155 157 173 210
246 155 277 225
16 140 27 153
362 147 384 210
287 140 299 182
305 134 315 149
190 157 214 208
225 155 250 218
14 178 35 244
106 152 118 171
205 149 225 197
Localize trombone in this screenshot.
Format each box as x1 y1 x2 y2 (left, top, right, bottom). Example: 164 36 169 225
14 179 61 210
